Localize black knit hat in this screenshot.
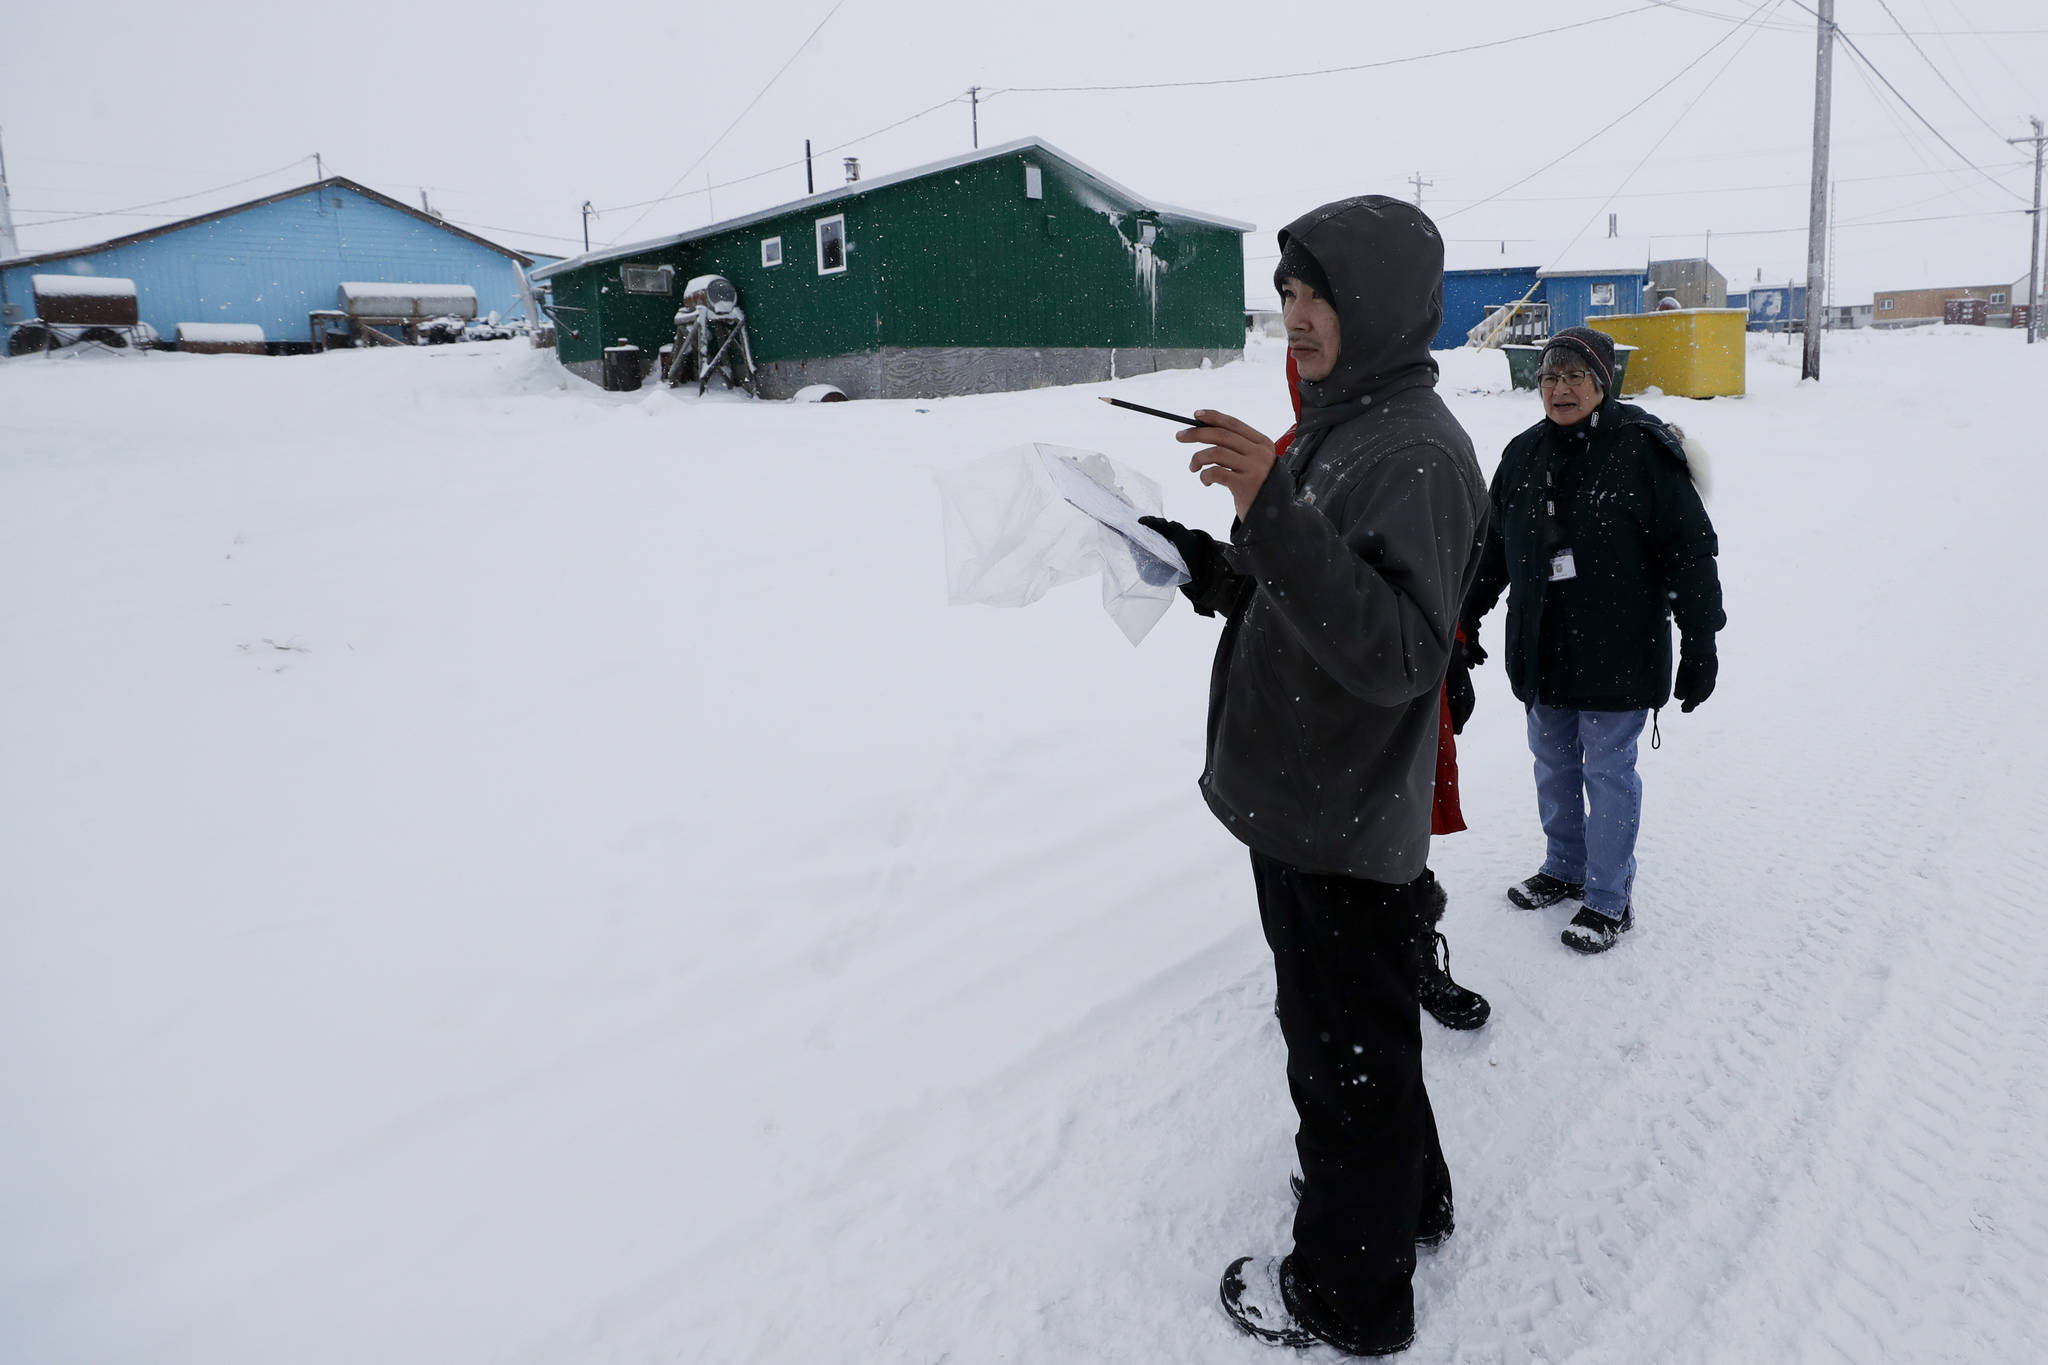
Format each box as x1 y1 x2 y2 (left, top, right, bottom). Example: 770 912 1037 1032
1273 236 1334 304
1541 327 1617 387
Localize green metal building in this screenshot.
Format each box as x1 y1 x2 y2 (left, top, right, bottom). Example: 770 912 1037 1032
529 139 1250 398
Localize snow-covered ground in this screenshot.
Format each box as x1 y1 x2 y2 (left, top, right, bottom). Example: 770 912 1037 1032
3 326 2043 1364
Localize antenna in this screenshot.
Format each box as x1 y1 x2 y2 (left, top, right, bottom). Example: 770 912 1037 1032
1408 172 1433 207
0 126 18 260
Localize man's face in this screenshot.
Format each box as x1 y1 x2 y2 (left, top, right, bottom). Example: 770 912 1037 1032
1280 278 1341 383
1538 354 1603 424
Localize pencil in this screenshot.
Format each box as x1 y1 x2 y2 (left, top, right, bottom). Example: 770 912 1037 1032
1099 396 1204 427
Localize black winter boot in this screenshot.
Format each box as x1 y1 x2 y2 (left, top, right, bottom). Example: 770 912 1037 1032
1416 932 1490 1031
1507 871 1584 910
1560 903 1633 954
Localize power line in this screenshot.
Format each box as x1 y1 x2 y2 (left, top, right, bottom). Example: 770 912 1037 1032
605 0 849 244
9 155 318 228
1777 0 2029 203
1440 2 1779 224
594 91 964 216
1869 0 2020 146
982 6 1664 94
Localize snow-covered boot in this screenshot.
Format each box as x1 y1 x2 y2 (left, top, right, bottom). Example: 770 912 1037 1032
1561 903 1633 954
1220 1255 1414 1356
1219 1255 1318 1348
1416 931 1490 1031
1507 870 1584 910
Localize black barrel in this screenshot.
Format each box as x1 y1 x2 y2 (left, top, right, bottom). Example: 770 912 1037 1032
602 341 643 392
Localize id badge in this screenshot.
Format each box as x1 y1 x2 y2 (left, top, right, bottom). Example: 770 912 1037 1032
1549 549 1578 583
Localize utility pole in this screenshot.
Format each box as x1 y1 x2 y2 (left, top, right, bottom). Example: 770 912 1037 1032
581 200 594 254
0 127 19 261
1803 0 1835 380
2009 116 2044 344
1409 172 1433 207
969 87 981 149
805 139 815 195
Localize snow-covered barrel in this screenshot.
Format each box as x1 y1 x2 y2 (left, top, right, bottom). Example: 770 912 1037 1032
175 322 268 356
336 283 478 320
680 275 739 316
32 274 140 326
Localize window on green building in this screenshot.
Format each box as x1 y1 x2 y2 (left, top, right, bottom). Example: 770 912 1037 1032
762 237 783 268
817 216 847 275
621 265 673 295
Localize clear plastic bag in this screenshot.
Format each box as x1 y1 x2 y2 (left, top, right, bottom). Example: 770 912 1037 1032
936 444 1189 645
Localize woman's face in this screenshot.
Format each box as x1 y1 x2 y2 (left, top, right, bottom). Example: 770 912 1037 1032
1538 358 1602 424
1280 279 1342 383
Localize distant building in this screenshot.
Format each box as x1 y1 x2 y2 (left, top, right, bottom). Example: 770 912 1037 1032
1436 245 1543 350
1649 258 1728 310
1537 239 1650 333
1747 284 1808 332
1825 303 1873 330
1 177 534 353
1872 282 2013 328
529 138 1249 396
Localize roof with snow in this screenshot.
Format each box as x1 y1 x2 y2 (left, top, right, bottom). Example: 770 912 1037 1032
1 177 532 271
1538 237 1653 278
1442 243 1544 274
529 138 1254 282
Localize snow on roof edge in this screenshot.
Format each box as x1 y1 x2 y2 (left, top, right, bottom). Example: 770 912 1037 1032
530 138 1254 282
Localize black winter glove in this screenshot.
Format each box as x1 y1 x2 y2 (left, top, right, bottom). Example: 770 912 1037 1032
1137 516 1225 600
1452 619 1487 671
1674 654 1718 713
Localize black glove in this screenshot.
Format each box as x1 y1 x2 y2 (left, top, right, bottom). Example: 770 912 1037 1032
1674 654 1718 713
1452 619 1487 671
1138 516 1225 601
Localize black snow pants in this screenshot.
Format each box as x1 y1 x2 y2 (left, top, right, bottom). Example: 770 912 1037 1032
1252 851 1452 1353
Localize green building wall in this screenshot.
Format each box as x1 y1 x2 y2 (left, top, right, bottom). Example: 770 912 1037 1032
547 147 1244 396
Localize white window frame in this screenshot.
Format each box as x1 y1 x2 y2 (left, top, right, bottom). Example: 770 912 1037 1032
1024 164 1043 200
1880 299 1895 311
1991 291 2007 304
621 264 673 295
816 215 848 275
761 236 784 268
1590 282 1616 307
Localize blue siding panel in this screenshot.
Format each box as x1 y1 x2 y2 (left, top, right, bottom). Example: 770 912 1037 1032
1435 267 1543 350
2 186 528 346
1544 273 1647 333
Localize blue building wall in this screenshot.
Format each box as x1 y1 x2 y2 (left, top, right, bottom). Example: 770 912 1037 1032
1746 285 1808 330
1435 267 1542 349
1 185 529 347
1542 273 1647 333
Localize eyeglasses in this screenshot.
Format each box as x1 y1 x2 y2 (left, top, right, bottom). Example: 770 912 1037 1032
1537 369 1596 389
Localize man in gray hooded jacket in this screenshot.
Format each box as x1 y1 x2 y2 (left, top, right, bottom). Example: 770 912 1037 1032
1142 197 1489 1355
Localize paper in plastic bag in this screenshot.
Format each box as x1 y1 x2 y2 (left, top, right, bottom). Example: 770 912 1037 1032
936 444 1189 645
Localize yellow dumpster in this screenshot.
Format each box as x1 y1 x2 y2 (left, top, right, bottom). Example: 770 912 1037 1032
1587 308 1747 398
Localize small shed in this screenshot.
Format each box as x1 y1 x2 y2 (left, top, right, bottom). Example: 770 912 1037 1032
529 138 1250 397
1538 239 1649 332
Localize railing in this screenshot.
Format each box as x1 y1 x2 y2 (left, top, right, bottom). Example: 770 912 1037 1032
1468 300 1550 349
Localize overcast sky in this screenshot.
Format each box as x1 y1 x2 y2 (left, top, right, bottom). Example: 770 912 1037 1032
6 0 2046 303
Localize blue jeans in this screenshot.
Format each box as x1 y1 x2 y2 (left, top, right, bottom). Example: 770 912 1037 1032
1525 704 1646 919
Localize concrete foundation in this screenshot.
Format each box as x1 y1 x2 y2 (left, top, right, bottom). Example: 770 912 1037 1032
562 345 1241 399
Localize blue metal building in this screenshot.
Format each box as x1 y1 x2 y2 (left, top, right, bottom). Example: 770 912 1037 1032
1435 263 1543 350
1 178 533 351
1537 240 1649 333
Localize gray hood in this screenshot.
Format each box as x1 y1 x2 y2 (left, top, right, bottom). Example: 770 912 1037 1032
1277 196 1445 424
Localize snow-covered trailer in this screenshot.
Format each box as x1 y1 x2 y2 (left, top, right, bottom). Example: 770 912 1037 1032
313 282 478 348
